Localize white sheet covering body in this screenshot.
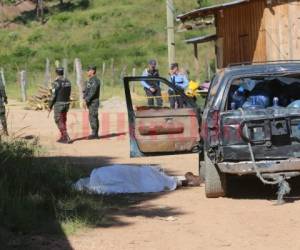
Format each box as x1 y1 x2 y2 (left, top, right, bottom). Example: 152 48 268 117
75 165 177 194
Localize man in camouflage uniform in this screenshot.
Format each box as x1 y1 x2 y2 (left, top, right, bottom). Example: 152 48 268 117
49 67 72 143
0 75 8 136
83 65 101 140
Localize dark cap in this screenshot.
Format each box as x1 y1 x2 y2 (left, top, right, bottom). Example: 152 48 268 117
170 63 179 69
87 65 97 71
148 59 157 66
55 67 64 76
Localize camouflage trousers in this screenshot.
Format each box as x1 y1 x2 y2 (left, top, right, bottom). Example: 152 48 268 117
87 100 99 136
0 105 8 135
53 103 69 138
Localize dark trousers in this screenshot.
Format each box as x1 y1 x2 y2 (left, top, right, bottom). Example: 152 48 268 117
0 105 7 135
54 103 69 138
168 89 184 109
144 88 163 107
87 100 99 136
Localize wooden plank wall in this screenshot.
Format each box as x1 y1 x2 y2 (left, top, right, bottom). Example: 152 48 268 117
264 1 300 61
216 0 266 67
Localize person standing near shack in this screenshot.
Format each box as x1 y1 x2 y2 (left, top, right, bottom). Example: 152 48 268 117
83 66 101 140
0 75 8 136
169 63 189 108
141 60 163 107
49 67 72 144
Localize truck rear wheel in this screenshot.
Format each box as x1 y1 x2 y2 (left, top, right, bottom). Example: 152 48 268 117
199 152 206 181
199 161 206 181
205 152 227 198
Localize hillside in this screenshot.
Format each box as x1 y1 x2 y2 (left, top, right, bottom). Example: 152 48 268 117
0 0 222 99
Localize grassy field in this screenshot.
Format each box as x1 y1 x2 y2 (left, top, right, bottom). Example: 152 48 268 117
0 0 223 101
0 137 149 245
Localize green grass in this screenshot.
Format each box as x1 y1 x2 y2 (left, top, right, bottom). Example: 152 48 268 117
0 137 165 243
0 0 221 101
0 137 108 240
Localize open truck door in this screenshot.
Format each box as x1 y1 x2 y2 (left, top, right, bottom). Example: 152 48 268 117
124 76 202 157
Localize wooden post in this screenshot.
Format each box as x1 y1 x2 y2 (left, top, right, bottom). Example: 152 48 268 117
120 66 126 79
74 58 83 108
131 67 136 93
100 62 106 100
0 68 6 87
110 58 115 86
206 52 211 80
166 0 175 66
44 58 50 87
19 70 27 102
101 62 106 83
193 43 200 82
63 58 68 78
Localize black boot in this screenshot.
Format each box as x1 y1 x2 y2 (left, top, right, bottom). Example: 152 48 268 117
57 134 72 144
1 119 8 136
87 133 99 140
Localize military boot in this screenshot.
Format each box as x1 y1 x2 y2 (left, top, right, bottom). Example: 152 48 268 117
87 133 99 140
0 119 8 136
57 134 72 144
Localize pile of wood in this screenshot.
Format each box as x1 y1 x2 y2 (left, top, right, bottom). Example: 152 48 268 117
28 85 51 110
28 85 78 110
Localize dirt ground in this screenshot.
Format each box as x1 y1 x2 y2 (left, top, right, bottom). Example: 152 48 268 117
7 101 300 250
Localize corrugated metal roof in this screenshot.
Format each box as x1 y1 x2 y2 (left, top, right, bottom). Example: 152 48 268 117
185 34 217 44
177 0 250 22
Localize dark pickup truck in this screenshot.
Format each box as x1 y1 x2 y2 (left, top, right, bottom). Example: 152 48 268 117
124 62 300 198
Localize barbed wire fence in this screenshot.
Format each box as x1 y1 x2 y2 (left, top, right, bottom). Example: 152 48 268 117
0 58 145 105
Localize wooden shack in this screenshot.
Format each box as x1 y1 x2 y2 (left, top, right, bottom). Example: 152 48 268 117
178 0 300 69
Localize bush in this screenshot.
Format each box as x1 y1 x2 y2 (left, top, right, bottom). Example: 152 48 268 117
27 30 44 44
89 12 103 21
52 13 72 25
75 16 89 26
12 46 36 58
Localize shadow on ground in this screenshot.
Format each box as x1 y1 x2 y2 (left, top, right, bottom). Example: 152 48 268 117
70 132 127 143
1 154 184 250
227 175 300 203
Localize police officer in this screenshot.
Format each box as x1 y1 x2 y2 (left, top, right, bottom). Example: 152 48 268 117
0 76 8 136
83 66 101 140
169 63 189 109
141 60 163 107
49 67 72 143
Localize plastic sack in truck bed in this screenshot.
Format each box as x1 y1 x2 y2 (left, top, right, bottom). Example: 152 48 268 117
74 165 177 194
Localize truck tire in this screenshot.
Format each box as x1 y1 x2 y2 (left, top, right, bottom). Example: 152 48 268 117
199 152 206 181
199 161 206 181
205 152 227 198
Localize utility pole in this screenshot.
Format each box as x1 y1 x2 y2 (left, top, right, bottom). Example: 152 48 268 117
166 0 175 67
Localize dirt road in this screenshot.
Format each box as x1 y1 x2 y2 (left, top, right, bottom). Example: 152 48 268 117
7 102 300 250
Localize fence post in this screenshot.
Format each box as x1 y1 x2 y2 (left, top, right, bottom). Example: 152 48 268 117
131 67 136 93
101 62 106 100
63 58 68 78
0 68 6 87
110 58 115 86
74 58 83 108
19 70 27 102
120 65 127 80
44 58 51 87
206 54 211 80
